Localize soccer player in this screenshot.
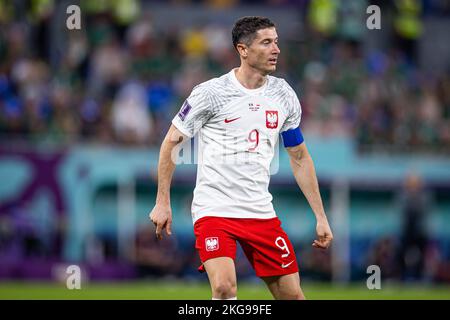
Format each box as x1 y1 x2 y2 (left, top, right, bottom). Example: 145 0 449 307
149 16 333 300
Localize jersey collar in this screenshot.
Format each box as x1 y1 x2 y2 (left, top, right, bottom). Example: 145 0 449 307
229 68 268 95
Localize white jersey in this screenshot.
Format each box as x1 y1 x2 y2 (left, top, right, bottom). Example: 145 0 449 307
172 69 302 223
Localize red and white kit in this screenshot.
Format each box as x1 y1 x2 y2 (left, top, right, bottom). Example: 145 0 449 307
172 69 302 276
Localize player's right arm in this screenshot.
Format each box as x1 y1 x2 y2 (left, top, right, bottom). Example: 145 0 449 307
150 84 212 239
149 124 187 240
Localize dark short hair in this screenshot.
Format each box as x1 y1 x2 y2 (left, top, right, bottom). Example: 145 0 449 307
232 16 276 49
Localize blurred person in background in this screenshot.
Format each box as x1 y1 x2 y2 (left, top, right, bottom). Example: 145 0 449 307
112 81 153 145
393 0 423 66
398 172 431 281
149 16 333 300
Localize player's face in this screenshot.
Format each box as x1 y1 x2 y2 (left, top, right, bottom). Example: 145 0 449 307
245 28 280 74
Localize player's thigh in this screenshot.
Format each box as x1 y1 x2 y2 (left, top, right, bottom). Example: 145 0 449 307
203 257 237 289
261 272 305 300
239 218 299 277
194 217 239 274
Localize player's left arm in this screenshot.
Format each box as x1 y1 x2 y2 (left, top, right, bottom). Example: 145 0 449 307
286 141 333 250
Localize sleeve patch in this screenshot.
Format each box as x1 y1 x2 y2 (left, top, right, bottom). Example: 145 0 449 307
177 100 192 121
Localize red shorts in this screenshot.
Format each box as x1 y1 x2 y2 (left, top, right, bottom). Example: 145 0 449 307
194 216 299 277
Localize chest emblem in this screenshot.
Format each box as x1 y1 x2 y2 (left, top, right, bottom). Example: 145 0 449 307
266 110 278 129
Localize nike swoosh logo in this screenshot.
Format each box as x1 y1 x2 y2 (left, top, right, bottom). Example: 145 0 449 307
224 117 241 123
281 261 294 268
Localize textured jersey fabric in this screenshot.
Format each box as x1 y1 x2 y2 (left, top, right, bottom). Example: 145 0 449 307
172 69 302 223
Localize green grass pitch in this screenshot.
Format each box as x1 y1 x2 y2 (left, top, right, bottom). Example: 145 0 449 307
1 280 450 300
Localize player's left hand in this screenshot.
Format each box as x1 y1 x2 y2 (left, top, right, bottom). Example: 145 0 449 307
313 220 333 249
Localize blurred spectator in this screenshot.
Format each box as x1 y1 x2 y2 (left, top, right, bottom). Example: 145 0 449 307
338 0 367 42
307 0 339 37
111 81 153 145
0 1 449 153
87 33 127 98
393 0 423 65
397 172 431 281
181 26 208 58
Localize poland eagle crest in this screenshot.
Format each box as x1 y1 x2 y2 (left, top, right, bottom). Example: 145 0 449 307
266 110 278 129
205 237 219 251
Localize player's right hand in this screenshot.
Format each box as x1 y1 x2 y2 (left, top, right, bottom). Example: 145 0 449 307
149 204 173 240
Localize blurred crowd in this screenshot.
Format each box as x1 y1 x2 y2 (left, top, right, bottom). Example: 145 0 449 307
1 0 450 284
0 0 450 152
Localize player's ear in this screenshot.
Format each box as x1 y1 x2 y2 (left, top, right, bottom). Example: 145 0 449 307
236 43 248 58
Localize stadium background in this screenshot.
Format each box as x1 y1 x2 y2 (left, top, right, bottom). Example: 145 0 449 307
1 0 450 299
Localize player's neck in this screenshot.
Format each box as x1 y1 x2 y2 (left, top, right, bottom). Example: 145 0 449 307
234 66 267 90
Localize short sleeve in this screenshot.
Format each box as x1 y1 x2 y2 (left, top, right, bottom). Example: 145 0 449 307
280 82 302 133
172 85 213 137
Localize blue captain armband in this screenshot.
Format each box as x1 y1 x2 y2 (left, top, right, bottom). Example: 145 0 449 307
281 127 304 147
